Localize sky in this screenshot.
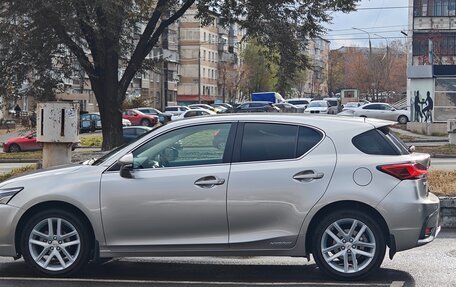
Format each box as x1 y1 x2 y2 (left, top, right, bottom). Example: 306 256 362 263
324 0 409 50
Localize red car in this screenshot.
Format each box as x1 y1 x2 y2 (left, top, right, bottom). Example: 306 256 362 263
122 109 158 126
3 131 41 153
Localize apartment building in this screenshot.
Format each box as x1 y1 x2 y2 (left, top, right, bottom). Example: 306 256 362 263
407 0 456 123
303 37 330 97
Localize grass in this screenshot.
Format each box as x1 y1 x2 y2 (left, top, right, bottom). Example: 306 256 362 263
0 151 42 160
80 134 102 147
0 165 36 182
428 170 456 197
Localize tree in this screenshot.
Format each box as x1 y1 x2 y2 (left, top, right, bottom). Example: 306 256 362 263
0 0 358 150
328 50 345 95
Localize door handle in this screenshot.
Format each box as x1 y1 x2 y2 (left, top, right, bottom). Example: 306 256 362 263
293 171 324 182
194 176 225 188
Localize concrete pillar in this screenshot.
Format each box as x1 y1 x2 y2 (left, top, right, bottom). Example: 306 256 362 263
42 143 72 168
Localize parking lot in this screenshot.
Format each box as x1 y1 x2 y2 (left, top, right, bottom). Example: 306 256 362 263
0 229 454 287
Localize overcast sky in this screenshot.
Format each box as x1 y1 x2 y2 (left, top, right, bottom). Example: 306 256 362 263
324 0 409 50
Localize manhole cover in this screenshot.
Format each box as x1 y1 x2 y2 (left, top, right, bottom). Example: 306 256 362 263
448 250 456 257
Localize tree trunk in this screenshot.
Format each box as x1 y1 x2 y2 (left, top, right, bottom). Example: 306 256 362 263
91 49 124 151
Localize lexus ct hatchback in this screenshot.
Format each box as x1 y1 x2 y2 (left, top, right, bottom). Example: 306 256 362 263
0 114 440 280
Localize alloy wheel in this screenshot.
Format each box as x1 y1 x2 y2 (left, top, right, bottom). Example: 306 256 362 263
28 218 81 272
320 218 376 274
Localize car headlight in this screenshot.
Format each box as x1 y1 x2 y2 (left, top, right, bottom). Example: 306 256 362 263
0 187 23 204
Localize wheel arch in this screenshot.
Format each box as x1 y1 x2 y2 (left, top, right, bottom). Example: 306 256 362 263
15 201 96 257
304 200 391 255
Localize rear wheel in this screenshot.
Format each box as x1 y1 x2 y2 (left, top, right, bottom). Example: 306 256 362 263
398 115 408 124
140 118 150 126
20 209 91 276
8 143 21 153
312 210 386 280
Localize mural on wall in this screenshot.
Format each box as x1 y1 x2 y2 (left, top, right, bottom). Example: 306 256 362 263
409 79 434 123
411 91 433 123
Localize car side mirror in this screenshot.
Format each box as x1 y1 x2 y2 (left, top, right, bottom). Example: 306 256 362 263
391 108 396 111
408 145 416 153
119 153 134 179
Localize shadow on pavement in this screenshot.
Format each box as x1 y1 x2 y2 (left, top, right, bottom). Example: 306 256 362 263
0 258 416 286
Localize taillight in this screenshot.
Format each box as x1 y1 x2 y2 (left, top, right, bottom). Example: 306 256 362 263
377 163 428 180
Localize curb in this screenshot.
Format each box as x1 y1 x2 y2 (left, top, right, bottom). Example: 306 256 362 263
431 154 456 158
0 159 40 164
440 197 456 228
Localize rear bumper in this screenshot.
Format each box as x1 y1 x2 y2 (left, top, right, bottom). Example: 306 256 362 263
376 181 440 252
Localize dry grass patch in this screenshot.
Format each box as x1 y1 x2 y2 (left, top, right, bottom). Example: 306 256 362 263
428 170 456 197
0 164 36 182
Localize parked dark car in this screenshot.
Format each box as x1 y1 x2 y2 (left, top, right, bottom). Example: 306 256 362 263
136 107 172 124
229 101 280 113
273 103 302 113
80 113 102 133
123 126 152 144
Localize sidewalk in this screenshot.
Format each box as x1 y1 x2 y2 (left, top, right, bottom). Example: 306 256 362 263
391 127 448 143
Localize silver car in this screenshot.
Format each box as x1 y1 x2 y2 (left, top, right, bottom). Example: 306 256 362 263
339 103 410 124
0 114 440 280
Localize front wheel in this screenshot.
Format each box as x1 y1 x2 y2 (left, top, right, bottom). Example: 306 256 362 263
8 143 21 153
20 209 91 276
312 210 386 280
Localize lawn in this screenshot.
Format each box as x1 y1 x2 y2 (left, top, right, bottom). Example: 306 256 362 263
415 145 456 155
428 170 456 197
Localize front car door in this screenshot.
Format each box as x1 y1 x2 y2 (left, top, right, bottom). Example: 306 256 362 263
100 122 235 249
227 122 336 249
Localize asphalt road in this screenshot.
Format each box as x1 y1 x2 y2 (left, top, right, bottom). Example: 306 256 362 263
0 230 454 287
430 158 456 170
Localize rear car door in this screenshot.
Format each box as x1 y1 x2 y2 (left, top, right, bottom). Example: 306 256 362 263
227 122 337 249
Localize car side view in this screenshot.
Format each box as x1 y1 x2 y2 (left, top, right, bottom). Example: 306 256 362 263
0 114 439 280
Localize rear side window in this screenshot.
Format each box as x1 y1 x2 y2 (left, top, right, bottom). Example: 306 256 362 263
352 128 406 155
239 123 322 162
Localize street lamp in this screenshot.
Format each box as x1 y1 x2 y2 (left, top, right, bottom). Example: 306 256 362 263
353 27 372 101
353 27 372 56
374 33 389 61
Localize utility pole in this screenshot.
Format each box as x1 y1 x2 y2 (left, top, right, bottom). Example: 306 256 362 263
163 26 169 109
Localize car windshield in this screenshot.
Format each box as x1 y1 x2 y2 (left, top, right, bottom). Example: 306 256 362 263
309 101 327 107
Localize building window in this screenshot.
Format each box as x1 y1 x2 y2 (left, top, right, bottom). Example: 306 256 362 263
414 0 456 16
413 32 456 57
203 50 206 60
204 32 206 42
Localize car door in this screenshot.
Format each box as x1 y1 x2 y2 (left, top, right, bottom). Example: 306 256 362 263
227 122 336 249
380 104 397 121
100 122 236 248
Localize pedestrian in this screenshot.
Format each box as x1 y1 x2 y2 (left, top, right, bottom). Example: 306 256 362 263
14 104 21 118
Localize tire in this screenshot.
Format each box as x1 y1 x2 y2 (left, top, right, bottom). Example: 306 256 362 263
140 118 150 126
398 115 408 125
8 143 21 153
20 209 91 276
312 210 386 280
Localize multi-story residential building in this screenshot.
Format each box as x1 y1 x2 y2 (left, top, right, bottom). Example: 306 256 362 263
407 0 456 123
303 37 330 97
178 8 242 105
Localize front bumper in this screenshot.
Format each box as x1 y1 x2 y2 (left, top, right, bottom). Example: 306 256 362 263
0 204 21 257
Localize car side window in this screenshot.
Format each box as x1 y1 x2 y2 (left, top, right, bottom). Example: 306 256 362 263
352 129 400 155
240 123 298 162
297 126 323 156
132 123 232 169
123 128 136 136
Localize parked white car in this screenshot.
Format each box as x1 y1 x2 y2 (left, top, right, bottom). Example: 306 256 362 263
284 98 312 110
304 100 330 114
173 108 216 120
338 103 410 124
164 106 190 117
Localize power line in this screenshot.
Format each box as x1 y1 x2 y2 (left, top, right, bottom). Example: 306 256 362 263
327 29 408 37
327 25 408 32
356 6 411 10
326 36 409 41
